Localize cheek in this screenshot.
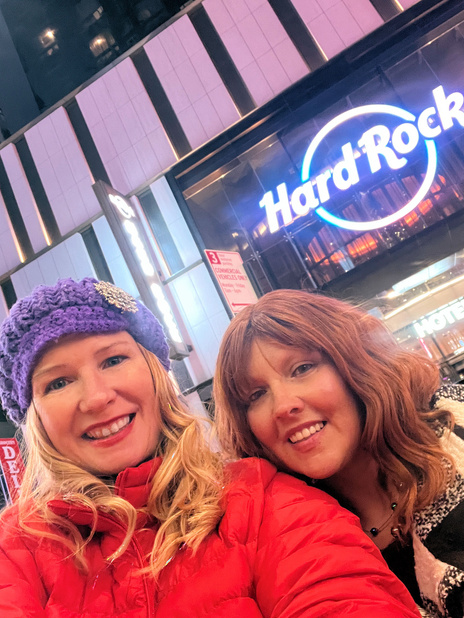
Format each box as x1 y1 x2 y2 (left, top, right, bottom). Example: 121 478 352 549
145 399 161 438
246 408 270 443
345 403 363 448
36 402 69 447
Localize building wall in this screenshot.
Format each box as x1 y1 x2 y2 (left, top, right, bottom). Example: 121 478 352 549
0 0 424 389
289 0 383 60
10 234 97 297
144 14 241 149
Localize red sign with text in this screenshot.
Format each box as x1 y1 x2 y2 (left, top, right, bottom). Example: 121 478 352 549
205 250 258 314
0 438 24 502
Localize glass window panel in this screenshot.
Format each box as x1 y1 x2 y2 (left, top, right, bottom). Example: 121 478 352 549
243 258 273 296
259 241 307 290
221 141 292 253
139 189 184 274
345 232 382 265
348 74 402 108
185 179 253 261
384 51 440 112
420 27 464 96
310 257 347 287
279 117 319 173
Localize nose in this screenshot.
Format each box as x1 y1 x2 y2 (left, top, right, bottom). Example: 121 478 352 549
272 383 304 419
78 372 116 414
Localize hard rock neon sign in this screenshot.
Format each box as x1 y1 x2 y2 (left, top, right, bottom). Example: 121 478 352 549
260 86 464 232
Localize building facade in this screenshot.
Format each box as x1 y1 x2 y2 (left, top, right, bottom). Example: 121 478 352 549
0 0 460 440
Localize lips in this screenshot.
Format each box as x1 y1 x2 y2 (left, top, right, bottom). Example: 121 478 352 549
287 422 326 444
83 414 135 440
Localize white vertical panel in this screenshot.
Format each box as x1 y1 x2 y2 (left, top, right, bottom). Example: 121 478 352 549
0 287 8 322
11 235 96 300
204 0 308 106
9 269 30 301
144 15 240 149
149 177 201 267
77 58 176 195
0 192 23 272
63 234 97 281
92 216 140 300
20 258 44 291
0 144 48 252
289 0 383 60
35 250 60 286
167 263 230 383
25 108 100 235
46 241 79 281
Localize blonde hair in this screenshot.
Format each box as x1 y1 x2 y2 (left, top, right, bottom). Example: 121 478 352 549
16 345 223 577
214 289 454 537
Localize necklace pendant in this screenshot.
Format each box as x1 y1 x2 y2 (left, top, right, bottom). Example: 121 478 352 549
370 527 379 537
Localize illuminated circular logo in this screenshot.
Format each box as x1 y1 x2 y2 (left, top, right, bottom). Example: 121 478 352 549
300 104 437 231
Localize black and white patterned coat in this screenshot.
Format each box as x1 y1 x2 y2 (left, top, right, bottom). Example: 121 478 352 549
413 384 464 618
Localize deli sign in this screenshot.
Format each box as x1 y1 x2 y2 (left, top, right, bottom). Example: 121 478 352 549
0 438 24 502
260 86 464 232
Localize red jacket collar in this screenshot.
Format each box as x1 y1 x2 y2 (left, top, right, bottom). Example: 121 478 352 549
114 457 162 508
47 457 162 529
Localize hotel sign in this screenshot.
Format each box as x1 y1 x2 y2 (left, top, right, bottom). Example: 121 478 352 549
414 298 464 338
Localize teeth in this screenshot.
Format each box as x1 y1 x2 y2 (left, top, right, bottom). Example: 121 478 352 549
289 423 324 444
86 415 131 440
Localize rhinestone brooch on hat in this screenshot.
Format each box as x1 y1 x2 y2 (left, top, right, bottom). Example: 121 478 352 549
94 281 138 313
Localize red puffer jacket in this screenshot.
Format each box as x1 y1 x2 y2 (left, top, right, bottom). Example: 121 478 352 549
0 457 419 617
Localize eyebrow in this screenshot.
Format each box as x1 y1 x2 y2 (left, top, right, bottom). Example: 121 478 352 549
32 364 69 382
32 339 130 381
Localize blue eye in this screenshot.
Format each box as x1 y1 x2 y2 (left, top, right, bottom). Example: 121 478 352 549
103 355 127 368
45 378 68 394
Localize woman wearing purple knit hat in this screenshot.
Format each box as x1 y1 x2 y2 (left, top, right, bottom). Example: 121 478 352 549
0 278 420 617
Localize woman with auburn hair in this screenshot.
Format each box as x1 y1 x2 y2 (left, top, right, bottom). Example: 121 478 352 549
214 289 464 618
0 278 421 617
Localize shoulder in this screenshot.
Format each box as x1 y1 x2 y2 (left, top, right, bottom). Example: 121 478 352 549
225 457 346 507
0 502 21 538
224 457 277 490
0 501 63 552
222 458 357 542
432 383 464 426
430 384 464 473
0 503 41 568
432 383 464 405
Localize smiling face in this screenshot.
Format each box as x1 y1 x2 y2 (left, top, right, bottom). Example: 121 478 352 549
245 339 365 483
31 332 161 476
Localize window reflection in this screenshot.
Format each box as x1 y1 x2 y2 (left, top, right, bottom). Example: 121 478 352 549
89 32 116 59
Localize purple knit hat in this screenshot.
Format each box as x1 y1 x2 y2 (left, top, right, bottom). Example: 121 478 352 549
0 278 170 426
